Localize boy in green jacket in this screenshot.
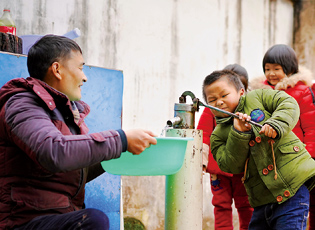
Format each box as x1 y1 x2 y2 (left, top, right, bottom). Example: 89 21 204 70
204 69 315 230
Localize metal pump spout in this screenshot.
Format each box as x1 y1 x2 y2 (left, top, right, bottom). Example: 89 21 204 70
166 91 200 129
166 116 182 127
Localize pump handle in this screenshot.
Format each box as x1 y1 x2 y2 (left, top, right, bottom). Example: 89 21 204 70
179 91 199 112
179 91 196 103
198 100 263 128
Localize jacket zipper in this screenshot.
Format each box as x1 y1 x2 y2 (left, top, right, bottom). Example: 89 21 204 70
70 168 84 210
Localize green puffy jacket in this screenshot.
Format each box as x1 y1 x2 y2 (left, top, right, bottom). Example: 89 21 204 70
211 89 315 208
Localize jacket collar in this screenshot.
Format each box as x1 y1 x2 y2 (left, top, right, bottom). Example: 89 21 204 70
250 66 313 91
0 77 90 117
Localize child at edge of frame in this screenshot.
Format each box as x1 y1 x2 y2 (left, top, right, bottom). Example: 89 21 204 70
204 69 315 230
197 64 253 230
250 44 315 229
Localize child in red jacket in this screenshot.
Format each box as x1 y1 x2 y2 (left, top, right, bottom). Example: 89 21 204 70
198 64 253 230
250 44 315 229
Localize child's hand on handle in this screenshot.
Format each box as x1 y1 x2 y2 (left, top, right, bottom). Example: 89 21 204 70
125 129 157 155
233 112 252 132
259 124 277 138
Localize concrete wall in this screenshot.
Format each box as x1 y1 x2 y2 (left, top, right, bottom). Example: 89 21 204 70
293 0 315 75
0 0 296 229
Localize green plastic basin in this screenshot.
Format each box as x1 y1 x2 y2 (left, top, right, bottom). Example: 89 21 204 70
101 137 193 176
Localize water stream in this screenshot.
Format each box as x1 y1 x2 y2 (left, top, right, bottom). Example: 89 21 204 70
160 125 172 137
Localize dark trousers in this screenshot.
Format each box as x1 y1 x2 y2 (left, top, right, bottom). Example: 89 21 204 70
15 208 109 230
308 187 315 229
249 184 309 230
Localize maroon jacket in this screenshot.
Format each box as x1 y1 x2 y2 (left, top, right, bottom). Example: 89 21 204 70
0 77 126 229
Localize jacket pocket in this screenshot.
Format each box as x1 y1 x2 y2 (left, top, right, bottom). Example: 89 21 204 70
278 140 305 154
11 186 70 210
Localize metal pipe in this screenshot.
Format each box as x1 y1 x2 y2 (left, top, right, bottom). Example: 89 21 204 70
199 101 263 128
167 116 182 127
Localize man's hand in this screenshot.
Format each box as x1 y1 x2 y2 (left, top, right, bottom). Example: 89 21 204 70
233 112 252 132
125 129 157 155
259 124 277 138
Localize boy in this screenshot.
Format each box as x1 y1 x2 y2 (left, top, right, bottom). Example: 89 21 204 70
198 64 252 229
204 70 315 230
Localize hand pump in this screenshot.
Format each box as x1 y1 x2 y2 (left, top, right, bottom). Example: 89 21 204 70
165 91 203 230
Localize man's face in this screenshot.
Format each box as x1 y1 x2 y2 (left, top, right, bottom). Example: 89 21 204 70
57 50 87 101
204 77 244 118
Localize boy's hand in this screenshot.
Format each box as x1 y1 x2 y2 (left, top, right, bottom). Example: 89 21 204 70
234 112 252 132
259 124 277 138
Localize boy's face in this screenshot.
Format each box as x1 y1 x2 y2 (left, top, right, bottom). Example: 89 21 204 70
204 77 244 117
264 63 287 86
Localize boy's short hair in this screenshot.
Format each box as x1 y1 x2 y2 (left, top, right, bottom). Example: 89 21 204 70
262 44 298 75
202 70 244 102
27 35 82 80
223 64 248 91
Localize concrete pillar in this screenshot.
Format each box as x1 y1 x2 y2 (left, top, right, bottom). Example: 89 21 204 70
165 129 203 230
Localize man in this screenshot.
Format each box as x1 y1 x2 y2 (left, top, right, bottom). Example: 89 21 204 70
0 35 157 229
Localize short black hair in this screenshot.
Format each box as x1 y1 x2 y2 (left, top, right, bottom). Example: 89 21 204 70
27 35 82 80
223 64 249 91
202 70 244 102
262 44 298 75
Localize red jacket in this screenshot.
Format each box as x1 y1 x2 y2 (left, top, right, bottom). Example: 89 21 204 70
250 66 315 158
197 107 232 176
0 77 126 229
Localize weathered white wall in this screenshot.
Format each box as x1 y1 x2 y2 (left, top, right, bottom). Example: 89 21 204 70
0 0 293 134
0 0 294 229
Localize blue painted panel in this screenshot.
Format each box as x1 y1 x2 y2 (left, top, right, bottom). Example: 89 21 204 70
81 66 123 131
0 52 122 230
0 53 29 83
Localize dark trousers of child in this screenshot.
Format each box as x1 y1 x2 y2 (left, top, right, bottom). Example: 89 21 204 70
14 208 109 230
249 184 309 230
308 187 315 229
210 173 253 230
